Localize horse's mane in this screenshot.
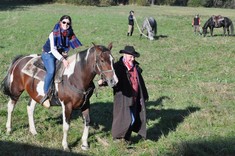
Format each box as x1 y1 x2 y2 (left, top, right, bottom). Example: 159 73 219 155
203 17 213 29
68 45 110 64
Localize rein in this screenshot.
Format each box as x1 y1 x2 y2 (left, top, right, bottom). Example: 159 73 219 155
135 17 150 39
64 79 94 109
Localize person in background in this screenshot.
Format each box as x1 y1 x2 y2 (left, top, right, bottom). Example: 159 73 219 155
40 15 82 108
192 14 201 35
98 45 149 143
127 10 135 36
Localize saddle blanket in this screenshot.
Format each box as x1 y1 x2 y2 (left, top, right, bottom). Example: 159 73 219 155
21 55 64 82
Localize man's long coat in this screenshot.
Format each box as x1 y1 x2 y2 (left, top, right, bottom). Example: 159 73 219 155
111 57 149 139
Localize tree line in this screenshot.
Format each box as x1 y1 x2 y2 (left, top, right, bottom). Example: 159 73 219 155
1 0 235 8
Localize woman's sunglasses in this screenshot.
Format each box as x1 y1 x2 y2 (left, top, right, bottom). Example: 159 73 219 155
62 21 70 26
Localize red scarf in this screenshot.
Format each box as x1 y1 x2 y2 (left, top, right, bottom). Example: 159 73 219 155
123 60 139 99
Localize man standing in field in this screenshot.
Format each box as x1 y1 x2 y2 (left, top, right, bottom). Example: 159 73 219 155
98 45 149 143
127 10 135 36
192 14 201 35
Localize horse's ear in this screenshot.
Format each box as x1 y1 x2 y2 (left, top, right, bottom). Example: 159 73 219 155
92 42 102 54
92 42 96 47
108 42 113 50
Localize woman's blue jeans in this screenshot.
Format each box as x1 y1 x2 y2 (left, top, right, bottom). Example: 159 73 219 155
41 52 56 94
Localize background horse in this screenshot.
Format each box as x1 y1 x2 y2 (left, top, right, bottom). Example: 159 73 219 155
1 43 118 151
140 17 157 40
202 15 234 37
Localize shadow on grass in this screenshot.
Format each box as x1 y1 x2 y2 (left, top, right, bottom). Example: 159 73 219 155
172 137 235 156
87 96 200 143
139 34 168 41
154 34 168 40
145 96 200 142
204 33 235 37
0 140 87 156
41 95 200 147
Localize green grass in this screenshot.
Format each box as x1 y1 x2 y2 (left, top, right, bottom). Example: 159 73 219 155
1 4 235 156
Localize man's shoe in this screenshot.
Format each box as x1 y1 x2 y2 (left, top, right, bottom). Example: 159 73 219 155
42 99 50 108
40 95 50 108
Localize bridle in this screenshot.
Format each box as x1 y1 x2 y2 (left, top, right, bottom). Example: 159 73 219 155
94 48 115 79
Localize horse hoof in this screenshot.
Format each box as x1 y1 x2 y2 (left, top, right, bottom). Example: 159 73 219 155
81 144 89 150
6 131 11 135
30 131 37 136
63 147 70 152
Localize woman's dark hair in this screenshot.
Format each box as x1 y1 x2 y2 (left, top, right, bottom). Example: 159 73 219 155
60 15 72 26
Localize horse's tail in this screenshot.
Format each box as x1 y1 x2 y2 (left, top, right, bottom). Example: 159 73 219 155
1 55 24 100
230 21 234 35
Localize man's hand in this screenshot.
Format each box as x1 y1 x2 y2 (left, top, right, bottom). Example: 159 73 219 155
98 79 103 86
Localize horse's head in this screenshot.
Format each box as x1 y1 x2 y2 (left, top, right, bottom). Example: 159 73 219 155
93 42 118 87
148 30 154 40
202 18 212 37
202 27 208 37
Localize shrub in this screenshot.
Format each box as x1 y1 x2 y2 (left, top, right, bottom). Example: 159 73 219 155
187 0 202 7
136 0 150 5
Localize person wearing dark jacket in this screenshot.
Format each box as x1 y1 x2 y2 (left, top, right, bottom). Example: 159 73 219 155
98 45 149 142
127 10 135 36
192 14 201 34
40 15 82 108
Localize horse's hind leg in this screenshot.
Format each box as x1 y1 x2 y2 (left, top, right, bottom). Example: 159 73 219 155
81 108 90 150
226 27 230 36
27 98 37 135
6 99 16 134
223 27 226 36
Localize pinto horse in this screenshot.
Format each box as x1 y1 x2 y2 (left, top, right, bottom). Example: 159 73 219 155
1 43 118 150
140 17 157 40
202 15 234 37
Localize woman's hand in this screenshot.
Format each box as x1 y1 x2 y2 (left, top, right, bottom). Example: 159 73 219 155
62 59 69 68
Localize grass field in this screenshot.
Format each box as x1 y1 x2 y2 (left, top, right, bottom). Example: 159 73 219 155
0 4 235 156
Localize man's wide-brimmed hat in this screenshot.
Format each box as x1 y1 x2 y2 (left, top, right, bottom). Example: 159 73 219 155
119 46 140 57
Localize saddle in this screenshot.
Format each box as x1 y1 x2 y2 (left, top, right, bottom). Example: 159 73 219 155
22 55 64 82
212 15 224 27
22 55 65 106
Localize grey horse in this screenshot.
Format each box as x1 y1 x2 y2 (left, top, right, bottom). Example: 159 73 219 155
140 17 157 40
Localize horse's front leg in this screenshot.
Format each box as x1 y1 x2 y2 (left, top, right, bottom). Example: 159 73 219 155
140 28 144 38
6 99 16 134
210 28 214 36
61 103 72 151
27 98 37 135
81 108 90 150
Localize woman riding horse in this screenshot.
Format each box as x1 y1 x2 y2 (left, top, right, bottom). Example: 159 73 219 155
1 43 118 151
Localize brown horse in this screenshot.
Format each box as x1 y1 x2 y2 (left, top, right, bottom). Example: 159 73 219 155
1 43 118 150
